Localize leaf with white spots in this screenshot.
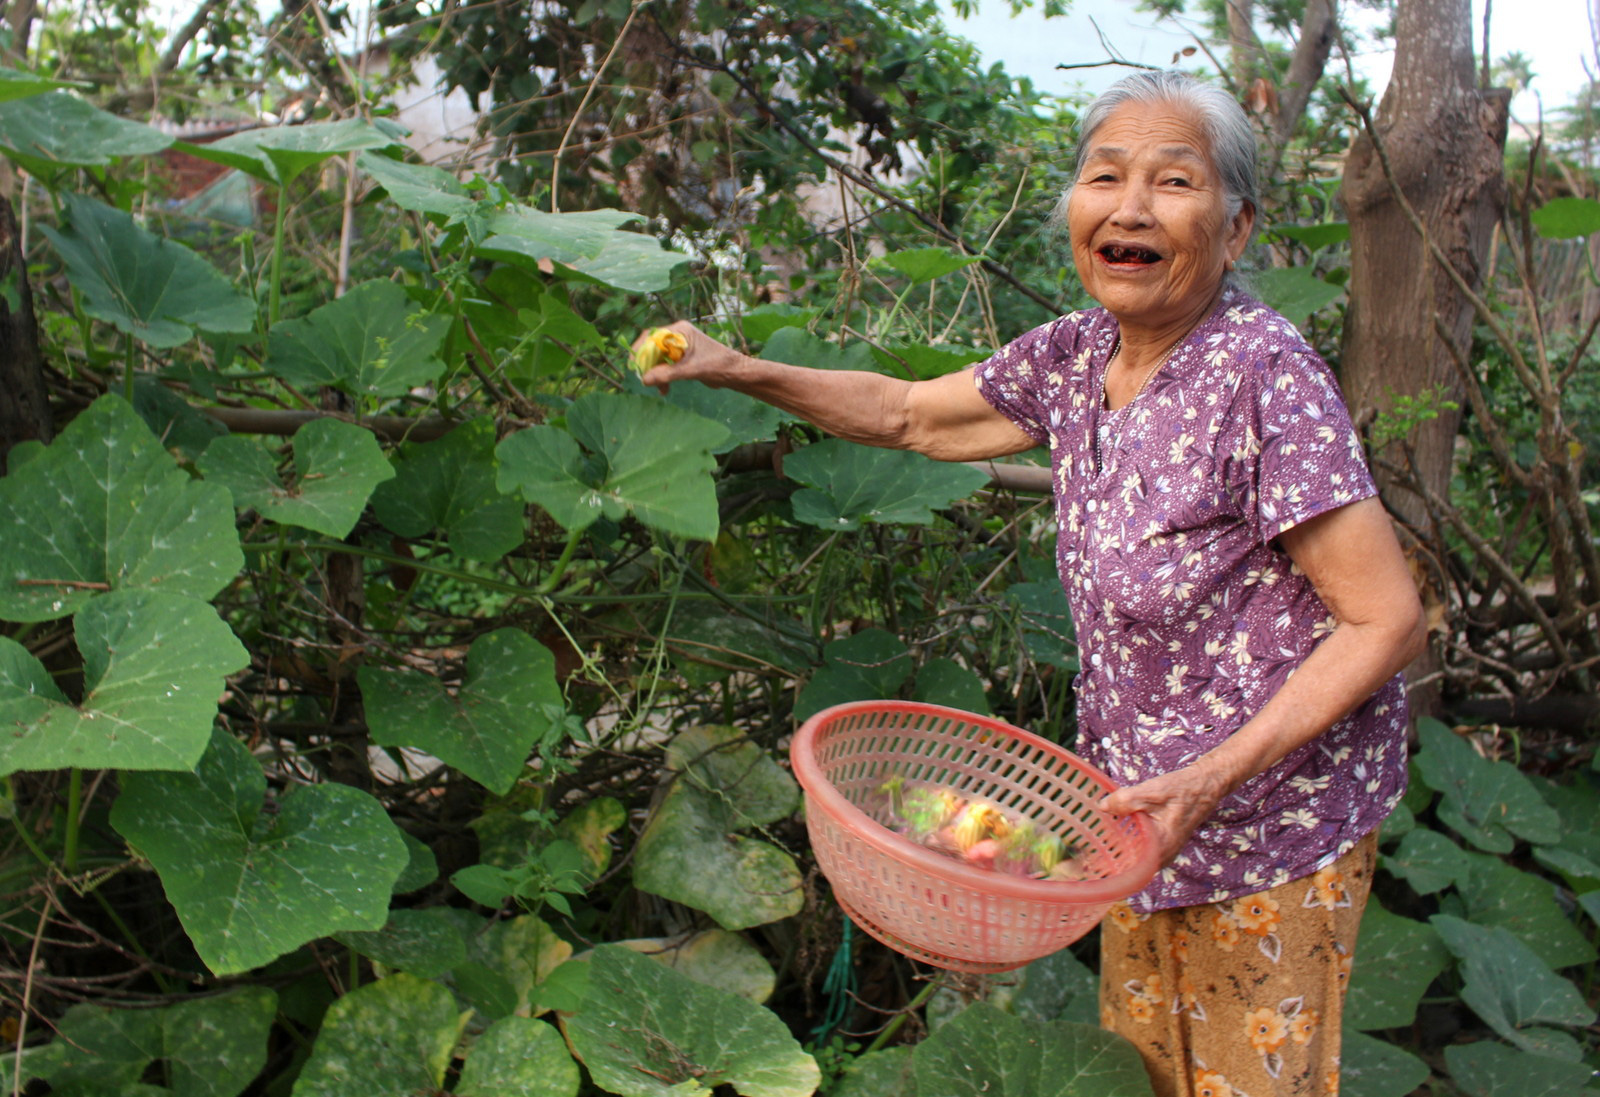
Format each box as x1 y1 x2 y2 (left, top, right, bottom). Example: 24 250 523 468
911 1001 1156 1097
199 418 394 538
1346 903 1450 1031
0 91 170 174
0 591 247 776
334 908 467 979
22 987 275 1097
1432 915 1595 1059
465 913 573 1017
263 279 450 399
359 628 564 795
1414 718 1560 852
457 1016 581 1097
111 730 409 975
563 944 820 1097
291 973 469 1097
785 439 990 531
0 395 244 623
1443 1040 1600 1097
1341 1030 1430 1097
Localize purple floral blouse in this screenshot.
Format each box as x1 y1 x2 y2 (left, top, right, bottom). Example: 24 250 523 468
974 289 1407 912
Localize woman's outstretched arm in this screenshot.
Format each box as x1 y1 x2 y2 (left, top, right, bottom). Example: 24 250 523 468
636 321 1037 462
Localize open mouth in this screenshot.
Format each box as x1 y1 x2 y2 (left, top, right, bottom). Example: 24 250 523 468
1099 244 1162 265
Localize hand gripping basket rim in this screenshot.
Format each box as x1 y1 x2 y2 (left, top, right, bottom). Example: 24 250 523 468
791 699 1161 906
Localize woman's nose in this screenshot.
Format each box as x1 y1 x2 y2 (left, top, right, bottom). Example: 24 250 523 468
1110 184 1153 227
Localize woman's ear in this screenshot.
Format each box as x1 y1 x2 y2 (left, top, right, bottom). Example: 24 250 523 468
1226 203 1256 264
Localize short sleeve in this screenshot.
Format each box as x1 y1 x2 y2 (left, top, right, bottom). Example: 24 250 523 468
1245 349 1378 544
971 313 1091 447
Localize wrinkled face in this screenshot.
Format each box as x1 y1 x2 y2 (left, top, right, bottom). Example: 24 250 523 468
1067 101 1254 333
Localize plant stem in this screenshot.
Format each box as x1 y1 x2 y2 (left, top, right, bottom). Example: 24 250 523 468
63 768 82 872
269 180 289 327
866 975 942 1054
536 528 584 595
89 889 176 994
122 337 136 403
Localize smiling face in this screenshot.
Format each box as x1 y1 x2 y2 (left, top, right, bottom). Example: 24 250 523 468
1067 100 1255 340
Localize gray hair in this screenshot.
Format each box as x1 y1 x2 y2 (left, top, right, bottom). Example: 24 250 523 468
1065 70 1259 223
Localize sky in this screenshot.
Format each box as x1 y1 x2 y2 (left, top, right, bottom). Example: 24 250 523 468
943 0 1595 122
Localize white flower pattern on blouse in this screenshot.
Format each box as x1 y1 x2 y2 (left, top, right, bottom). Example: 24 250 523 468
974 290 1407 913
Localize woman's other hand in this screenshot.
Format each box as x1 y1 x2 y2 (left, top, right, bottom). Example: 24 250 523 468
1102 763 1231 868
632 321 744 391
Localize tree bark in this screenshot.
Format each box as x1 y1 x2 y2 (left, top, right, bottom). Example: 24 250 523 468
1270 0 1337 151
1339 0 1509 714
0 194 51 473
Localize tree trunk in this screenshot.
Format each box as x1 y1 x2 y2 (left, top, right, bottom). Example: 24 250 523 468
0 194 51 473
1339 0 1509 714
1270 0 1337 151
1226 0 1258 89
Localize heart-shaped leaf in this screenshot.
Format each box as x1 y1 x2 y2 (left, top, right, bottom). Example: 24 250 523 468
1413 718 1560 852
0 92 170 173
0 591 246 776
784 439 990 531
334 908 468 980
564 944 820 1097
370 417 526 561
1251 265 1345 328
179 118 397 187
41 193 255 348
497 393 729 540
465 913 574 1017
1443 1040 1600 1097
292 973 468 1097
457 1016 581 1097
0 66 83 102
1340 1030 1429 1097
23 987 276 1097
912 1001 1155 1096
1346 903 1450 1031
1431 915 1594 1058
356 150 476 218
478 205 639 264
548 226 691 291
633 726 802 931
871 246 983 284
1381 827 1470 895
263 279 450 399
1531 196 1600 240
0 395 244 622
913 657 991 714
1454 851 1597 969
987 948 1100 1025
111 730 409 975
793 629 913 722
359 628 563 795
611 928 776 1004
200 418 394 538
648 379 784 454
833 1049 916 1097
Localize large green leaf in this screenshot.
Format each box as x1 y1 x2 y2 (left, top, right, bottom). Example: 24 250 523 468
633 726 803 931
465 913 575 1017
457 1016 581 1097
0 66 82 101
913 657 991 715
264 279 450 399
871 245 983 284
1455 851 1596 968
370 417 526 561
0 591 246 775
551 226 692 292
912 1001 1155 1097
1340 1030 1429 1097
564 944 820 1097
662 603 812 688
356 150 476 219
24 988 275 1097
334 908 467 979
291 973 468 1097
111 730 409 975
1345 904 1450 1031
200 418 394 538
42 193 254 348
1443 1040 1600 1097
1381 827 1470 895
613 928 776 1003
179 118 397 186
359 628 563 795
988 949 1100 1026
0 395 243 622
832 1048 916 1097
1005 565 1079 671
793 628 913 722
478 205 640 264
1253 265 1345 328
785 439 990 530
1530 196 1600 240
1413 718 1560 852
0 92 170 172
1431 915 1594 1059
652 380 785 454
497 393 729 540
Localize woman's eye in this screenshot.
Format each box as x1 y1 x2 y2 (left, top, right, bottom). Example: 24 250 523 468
1164 176 1192 187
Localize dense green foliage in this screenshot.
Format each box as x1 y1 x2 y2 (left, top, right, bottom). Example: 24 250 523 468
0 2 1597 1095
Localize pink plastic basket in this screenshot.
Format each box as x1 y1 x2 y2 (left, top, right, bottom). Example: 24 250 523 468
792 700 1160 973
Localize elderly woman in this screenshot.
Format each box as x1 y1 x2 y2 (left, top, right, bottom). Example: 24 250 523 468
640 70 1425 1097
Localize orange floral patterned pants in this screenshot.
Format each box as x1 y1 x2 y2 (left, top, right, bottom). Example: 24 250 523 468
1098 832 1377 1097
